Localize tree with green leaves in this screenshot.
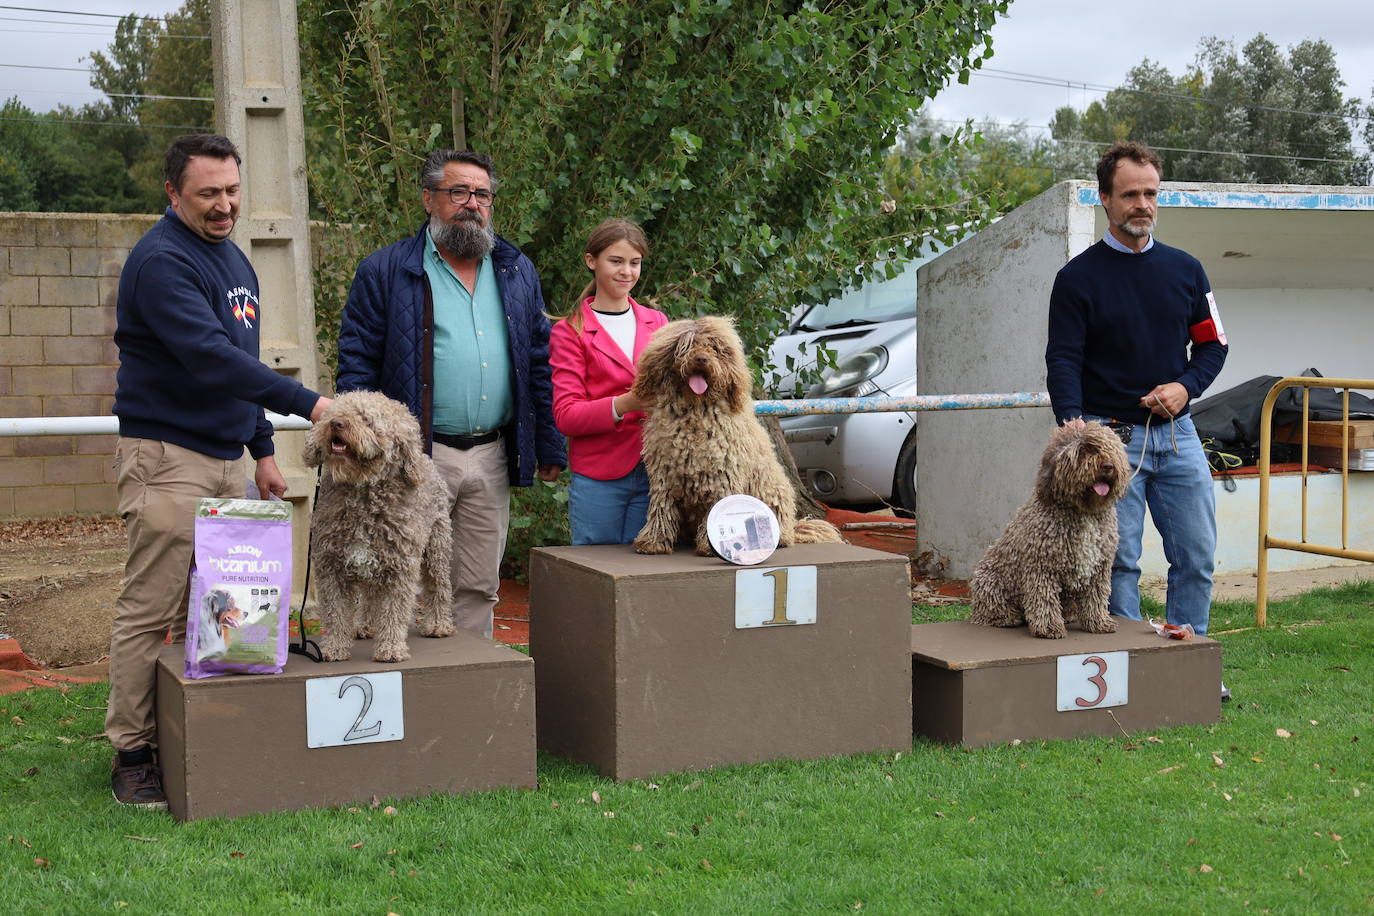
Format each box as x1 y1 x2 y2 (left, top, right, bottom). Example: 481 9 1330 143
0 98 143 212
300 0 1010 364
1050 34 1369 186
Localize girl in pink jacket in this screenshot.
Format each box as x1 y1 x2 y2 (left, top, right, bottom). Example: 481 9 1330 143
550 219 669 544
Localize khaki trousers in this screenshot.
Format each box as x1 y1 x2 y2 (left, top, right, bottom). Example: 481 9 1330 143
431 439 510 639
105 438 245 752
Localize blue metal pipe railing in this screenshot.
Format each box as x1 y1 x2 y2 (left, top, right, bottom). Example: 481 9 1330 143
753 392 1050 417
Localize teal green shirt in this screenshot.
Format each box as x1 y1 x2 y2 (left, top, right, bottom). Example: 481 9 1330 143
424 230 514 435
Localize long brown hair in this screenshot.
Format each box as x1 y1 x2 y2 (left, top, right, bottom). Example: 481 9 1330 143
558 218 649 334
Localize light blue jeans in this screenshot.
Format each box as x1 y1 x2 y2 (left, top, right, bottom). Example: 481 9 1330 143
1085 413 1216 635
569 463 651 546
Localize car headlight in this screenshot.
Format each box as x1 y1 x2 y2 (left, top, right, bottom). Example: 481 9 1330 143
807 346 889 397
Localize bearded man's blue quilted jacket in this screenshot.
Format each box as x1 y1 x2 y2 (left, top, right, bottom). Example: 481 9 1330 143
335 225 566 485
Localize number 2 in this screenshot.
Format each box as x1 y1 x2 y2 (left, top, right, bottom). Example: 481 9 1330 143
1075 656 1108 708
339 675 383 742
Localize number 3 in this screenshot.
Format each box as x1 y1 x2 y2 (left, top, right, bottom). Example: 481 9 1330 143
339 675 383 742
1075 656 1108 708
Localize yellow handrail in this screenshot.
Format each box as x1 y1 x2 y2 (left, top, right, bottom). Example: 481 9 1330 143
1256 377 1374 626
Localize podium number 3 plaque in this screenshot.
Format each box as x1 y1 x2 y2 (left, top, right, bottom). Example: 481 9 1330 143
305 671 405 748
1055 651 1128 712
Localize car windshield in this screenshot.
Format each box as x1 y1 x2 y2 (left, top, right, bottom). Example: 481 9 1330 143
794 258 923 331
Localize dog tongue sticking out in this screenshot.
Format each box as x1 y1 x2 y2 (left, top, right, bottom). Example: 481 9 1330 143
688 374 708 395
1092 482 1110 496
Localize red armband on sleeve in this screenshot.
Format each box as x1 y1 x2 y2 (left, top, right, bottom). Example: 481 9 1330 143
1190 292 1228 345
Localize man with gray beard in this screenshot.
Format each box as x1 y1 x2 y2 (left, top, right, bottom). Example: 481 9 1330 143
337 149 565 639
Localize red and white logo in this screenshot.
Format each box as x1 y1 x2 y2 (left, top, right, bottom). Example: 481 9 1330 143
1189 291 1227 346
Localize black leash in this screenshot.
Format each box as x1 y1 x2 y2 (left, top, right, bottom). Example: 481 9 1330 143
288 466 324 663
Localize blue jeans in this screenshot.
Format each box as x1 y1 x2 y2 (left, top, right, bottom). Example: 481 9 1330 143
1085 413 1216 635
569 463 651 545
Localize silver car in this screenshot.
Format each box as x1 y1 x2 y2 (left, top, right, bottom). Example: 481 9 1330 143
766 258 923 513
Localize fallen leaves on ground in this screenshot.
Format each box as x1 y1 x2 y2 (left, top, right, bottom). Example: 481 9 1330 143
1276 728 1293 738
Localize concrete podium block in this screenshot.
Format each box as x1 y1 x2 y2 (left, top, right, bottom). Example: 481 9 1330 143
530 543 912 781
911 619 1221 747
155 629 535 821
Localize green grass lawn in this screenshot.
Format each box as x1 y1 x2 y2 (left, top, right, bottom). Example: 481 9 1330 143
3 583 1371 914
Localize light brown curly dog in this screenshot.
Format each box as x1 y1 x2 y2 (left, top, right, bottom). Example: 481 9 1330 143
968 422 1130 638
303 391 453 662
630 315 842 556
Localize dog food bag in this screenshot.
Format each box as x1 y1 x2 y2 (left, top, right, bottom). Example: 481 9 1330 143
184 497 293 679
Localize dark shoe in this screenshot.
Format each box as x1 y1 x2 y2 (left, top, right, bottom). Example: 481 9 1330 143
1220 682 1232 702
111 747 167 809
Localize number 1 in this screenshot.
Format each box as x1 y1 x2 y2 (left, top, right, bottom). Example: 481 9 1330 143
762 569 795 626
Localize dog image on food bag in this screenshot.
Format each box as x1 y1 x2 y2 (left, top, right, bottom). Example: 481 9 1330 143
968 421 1130 639
303 391 453 663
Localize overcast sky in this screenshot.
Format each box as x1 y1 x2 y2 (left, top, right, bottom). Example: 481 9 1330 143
2 0 1371 152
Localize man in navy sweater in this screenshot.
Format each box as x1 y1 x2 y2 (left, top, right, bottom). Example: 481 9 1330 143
1046 142 1228 674
109 134 331 807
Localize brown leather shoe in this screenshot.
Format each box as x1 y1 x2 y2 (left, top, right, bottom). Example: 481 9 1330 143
111 751 167 809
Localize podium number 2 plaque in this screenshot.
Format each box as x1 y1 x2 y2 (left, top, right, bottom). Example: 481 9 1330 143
305 671 405 748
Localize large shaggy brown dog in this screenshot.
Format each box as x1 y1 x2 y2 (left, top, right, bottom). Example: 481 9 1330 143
630 315 842 556
968 422 1130 638
303 391 453 662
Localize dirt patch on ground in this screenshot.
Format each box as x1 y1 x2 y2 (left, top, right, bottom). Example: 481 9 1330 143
0 515 124 668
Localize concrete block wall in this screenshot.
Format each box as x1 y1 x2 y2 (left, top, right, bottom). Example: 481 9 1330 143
0 213 157 516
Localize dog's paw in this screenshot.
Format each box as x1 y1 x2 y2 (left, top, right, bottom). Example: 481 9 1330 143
372 647 411 664
633 538 672 555
1083 617 1117 634
417 623 455 638
320 645 353 662
1029 625 1067 639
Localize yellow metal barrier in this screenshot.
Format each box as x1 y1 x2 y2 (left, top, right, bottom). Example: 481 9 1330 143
1256 377 1374 626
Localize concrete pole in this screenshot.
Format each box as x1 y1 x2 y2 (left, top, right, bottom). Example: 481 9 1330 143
210 0 320 595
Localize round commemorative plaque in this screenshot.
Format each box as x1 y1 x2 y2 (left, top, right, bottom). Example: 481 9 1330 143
706 494 780 566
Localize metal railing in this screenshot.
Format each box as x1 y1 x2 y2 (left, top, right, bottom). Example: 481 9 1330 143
1256 376 1374 627
0 413 310 437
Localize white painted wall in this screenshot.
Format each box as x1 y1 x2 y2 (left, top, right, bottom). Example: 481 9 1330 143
918 180 1374 581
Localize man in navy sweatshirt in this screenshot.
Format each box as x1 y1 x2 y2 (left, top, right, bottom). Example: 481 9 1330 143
108 134 332 807
1045 141 1228 667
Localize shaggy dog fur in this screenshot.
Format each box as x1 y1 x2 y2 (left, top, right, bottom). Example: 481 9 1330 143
303 391 453 662
630 315 842 556
968 422 1130 638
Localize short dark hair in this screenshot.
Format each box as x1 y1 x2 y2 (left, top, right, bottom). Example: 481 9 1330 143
164 134 242 191
1096 141 1163 195
419 149 497 190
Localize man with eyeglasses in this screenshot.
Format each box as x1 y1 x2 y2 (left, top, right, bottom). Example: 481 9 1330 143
337 149 565 639
108 134 332 807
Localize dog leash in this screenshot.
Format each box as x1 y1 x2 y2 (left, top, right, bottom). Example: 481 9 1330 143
1128 395 1179 482
287 466 324 664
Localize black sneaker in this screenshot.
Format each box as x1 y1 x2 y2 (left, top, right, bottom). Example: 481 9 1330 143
111 748 167 809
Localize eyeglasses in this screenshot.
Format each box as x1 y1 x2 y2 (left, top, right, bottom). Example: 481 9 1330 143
426 185 495 206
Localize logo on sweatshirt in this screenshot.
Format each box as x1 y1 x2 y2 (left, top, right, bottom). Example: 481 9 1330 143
227 286 259 329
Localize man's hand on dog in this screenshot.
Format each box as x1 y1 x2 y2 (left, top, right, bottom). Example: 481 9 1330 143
1140 382 1188 418
310 396 333 423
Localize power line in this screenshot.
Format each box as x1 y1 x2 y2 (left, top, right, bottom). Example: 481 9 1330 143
0 61 88 72
0 5 207 25
0 113 211 129
0 85 213 101
974 67 1371 124
0 15 209 36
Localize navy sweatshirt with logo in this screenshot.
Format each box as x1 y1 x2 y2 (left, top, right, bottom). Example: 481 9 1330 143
114 208 320 460
1045 239 1228 426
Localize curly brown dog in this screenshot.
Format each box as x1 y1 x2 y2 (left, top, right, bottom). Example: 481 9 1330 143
303 391 453 662
630 315 842 556
968 422 1130 638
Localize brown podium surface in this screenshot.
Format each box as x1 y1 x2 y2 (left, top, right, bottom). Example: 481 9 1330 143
530 543 913 781
155 628 535 821
911 619 1221 747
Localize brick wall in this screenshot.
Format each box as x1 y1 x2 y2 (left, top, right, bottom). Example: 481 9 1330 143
0 213 157 516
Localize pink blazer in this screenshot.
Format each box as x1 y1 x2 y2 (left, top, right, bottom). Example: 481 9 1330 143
550 298 669 480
